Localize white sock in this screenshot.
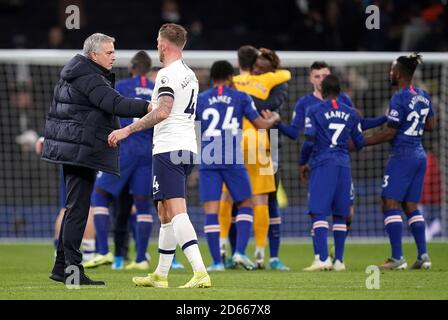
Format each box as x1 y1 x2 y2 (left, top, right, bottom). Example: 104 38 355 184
81 239 96 261
82 239 95 252
172 213 206 273
219 238 228 255
255 246 265 259
155 223 177 276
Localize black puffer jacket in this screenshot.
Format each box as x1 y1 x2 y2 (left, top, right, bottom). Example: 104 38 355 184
41 54 148 175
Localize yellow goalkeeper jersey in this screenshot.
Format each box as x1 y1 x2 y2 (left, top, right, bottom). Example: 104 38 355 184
233 70 291 153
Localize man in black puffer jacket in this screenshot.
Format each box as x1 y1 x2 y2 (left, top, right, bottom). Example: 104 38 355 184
42 33 150 286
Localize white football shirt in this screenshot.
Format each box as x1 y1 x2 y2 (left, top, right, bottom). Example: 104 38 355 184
151 59 199 155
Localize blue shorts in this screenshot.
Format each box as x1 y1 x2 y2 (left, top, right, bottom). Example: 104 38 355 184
59 166 66 209
199 167 252 203
308 164 352 217
382 156 426 202
95 154 152 197
350 181 355 206
152 151 195 201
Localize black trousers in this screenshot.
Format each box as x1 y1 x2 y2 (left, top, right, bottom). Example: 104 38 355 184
53 164 96 273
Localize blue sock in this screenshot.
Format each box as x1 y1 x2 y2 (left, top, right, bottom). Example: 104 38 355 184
311 228 318 256
136 217 152 262
383 209 403 260
312 215 329 262
92 190 111 255
229 206 238 255
346 220 351 238
268 197 281 259
93 213 109 255
229 222 236 255
407 210 427 259
53 239 59 250
333 216 347 262
204 213 221 264
129 213 137 243
235 207 253 255
134 198 153 263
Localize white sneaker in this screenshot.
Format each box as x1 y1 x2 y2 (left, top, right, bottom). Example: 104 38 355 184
303 255 319 272
333 259 346 271
125 260 150 270
379 257 408 270
254 248 265 269
410 253 432 270
232 252 255 270
220 240 227 262
303 257 333 271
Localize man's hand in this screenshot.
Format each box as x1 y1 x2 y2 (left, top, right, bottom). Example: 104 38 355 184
108 127 131 148
299 165 310 185
147 102 153 113
34 137 44 155
261 109 281 124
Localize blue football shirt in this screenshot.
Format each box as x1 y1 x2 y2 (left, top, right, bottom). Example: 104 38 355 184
196 85 260 169
279 92 353 140
386 85 434 158
115 76 154 157
304 99 364 168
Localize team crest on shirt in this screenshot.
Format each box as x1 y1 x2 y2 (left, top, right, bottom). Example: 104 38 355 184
389 109 399 117
388 109 400 122
305 117 312 128
161 76 169 85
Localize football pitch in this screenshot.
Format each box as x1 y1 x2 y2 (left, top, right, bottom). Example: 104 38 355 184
0 242 447 300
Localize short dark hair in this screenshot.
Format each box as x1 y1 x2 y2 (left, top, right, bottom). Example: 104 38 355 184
396 52 423 78
159 23 187 49
130 50 152 75
237 45 259 70
210 60 234 81
322 74 341 98
310 61 330 72
259 47 280 70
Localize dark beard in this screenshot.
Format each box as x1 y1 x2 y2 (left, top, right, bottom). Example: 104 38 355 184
390 78 398 87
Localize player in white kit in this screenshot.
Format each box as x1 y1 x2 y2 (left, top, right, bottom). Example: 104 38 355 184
108 23 211 288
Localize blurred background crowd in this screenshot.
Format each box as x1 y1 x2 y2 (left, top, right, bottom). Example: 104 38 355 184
0 0 447 52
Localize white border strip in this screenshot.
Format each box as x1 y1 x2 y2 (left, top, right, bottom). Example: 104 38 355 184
0 50 447 67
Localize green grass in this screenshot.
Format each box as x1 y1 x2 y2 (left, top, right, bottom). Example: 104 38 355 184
0 242 447 300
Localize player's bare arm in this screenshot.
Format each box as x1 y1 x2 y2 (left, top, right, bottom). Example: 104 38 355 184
298 134 314 185
129 95 173 133
364 125 397 146
425 116 435 131
299 165 310 185
108 96 173 147
253 109 280 129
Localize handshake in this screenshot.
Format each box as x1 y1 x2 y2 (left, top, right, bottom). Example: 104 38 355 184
108 101 152 148
261 109 281 125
